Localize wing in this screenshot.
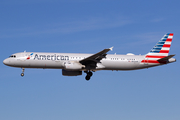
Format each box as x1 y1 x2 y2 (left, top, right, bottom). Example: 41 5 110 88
79 47 113 69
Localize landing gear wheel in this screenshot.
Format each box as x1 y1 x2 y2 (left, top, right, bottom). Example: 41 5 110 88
85 75 90 81
85 71 93 81
21 68 25 77
21 73 24 77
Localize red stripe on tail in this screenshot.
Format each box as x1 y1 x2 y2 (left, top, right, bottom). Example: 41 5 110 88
141 60 167 64
163 44 171 47
145 55 166 58
166 38 172 42
159 50 169 53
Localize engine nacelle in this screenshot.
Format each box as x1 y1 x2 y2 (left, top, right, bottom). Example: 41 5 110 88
62 69 82 76
63 61 84 70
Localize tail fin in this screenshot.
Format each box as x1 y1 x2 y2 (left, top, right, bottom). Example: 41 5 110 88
142 33 174 64
146 33 173 57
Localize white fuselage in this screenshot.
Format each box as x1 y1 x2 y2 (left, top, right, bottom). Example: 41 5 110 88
3 52 174 71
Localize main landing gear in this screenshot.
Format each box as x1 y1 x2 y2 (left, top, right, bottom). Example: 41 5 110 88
21 68 25 77
85 71 93 81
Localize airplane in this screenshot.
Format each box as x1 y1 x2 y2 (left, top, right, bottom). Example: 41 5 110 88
3 33 176 80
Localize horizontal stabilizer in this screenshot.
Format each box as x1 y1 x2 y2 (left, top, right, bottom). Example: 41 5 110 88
157 54 175 61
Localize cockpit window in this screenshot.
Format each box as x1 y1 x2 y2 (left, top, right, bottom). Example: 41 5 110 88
9 55 16 58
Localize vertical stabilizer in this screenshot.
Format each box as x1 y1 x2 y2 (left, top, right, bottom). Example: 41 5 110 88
142 33 174 64
147 33 173 56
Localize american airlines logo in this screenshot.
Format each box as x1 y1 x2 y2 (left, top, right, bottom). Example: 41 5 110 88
34 54 69 61
27 53 34 60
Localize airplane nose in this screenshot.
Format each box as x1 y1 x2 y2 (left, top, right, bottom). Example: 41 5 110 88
3 59 9 65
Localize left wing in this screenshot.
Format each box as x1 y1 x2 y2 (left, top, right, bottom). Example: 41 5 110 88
79 47 113 66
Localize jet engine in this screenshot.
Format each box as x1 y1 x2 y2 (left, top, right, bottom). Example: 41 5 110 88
62 69 82 76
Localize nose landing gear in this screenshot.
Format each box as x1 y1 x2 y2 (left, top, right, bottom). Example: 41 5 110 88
21 68 25 77
85 71 93 81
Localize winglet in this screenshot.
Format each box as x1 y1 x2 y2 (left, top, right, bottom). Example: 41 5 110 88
109 47 113 51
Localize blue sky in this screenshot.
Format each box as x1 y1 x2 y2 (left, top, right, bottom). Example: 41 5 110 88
0 0 179 120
